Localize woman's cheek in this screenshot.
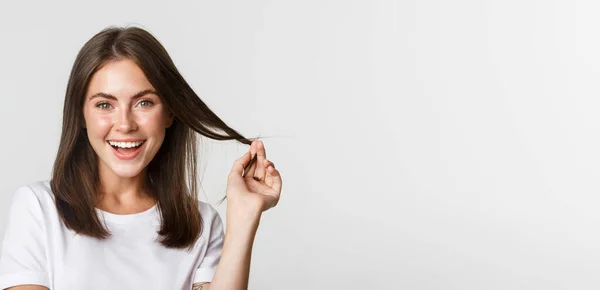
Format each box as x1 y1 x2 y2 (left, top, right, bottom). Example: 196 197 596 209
138 113 163 131
93 116 113 133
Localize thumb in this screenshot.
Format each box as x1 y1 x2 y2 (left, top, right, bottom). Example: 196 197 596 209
230 151 252 178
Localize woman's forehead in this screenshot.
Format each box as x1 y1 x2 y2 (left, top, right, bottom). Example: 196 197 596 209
86 59 155 100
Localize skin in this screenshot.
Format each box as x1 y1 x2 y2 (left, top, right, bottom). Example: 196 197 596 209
7 59 282 290
84 59 173 212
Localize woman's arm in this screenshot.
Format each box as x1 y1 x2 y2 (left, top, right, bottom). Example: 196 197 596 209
192 282 209 290
202 140 281 290
201 207 261 290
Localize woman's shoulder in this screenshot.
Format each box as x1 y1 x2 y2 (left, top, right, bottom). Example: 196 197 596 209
9 179 56 212
4 180 61 235
196 200 224 229
197 200 220 220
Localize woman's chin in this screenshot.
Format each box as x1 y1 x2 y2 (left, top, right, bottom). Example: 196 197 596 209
107 164 146 179
114 171 143 178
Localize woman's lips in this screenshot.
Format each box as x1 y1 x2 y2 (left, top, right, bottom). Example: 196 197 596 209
108 141 145 160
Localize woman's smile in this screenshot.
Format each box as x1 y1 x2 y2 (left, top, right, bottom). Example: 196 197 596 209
107 140 147 160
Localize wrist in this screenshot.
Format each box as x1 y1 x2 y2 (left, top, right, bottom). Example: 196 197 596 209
225 202 262 235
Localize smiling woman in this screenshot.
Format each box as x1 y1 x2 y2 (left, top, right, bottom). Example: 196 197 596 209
0 26 282 290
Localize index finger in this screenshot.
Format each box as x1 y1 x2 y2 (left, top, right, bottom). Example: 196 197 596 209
242 153 258 178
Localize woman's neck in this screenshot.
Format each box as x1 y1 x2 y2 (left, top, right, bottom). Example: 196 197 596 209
96 162 156 214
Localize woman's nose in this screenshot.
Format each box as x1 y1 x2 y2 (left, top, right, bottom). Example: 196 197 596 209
116 109 137 132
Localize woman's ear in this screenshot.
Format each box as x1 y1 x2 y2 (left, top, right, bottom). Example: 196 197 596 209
166 112 174 128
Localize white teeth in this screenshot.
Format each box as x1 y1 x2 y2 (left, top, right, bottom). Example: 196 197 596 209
108 141 144 148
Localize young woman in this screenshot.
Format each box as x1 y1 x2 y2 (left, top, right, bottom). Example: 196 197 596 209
0 26 282 290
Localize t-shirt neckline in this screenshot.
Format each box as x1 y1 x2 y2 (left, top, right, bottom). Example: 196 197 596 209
95 203 159 224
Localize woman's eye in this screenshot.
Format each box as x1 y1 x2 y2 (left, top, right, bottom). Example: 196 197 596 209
138 100 154 107
96 102 112 110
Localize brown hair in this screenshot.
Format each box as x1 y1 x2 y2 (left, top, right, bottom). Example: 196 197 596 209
51 25 256 249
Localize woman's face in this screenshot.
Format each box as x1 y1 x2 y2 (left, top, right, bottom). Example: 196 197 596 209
83 59 173 179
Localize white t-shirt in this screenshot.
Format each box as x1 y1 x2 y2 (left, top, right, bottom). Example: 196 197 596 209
0 180 224 290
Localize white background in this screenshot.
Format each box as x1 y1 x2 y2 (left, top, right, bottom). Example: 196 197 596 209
1 0 599 289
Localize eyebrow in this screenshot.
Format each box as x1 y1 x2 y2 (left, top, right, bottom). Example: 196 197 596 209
88 89 158 101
